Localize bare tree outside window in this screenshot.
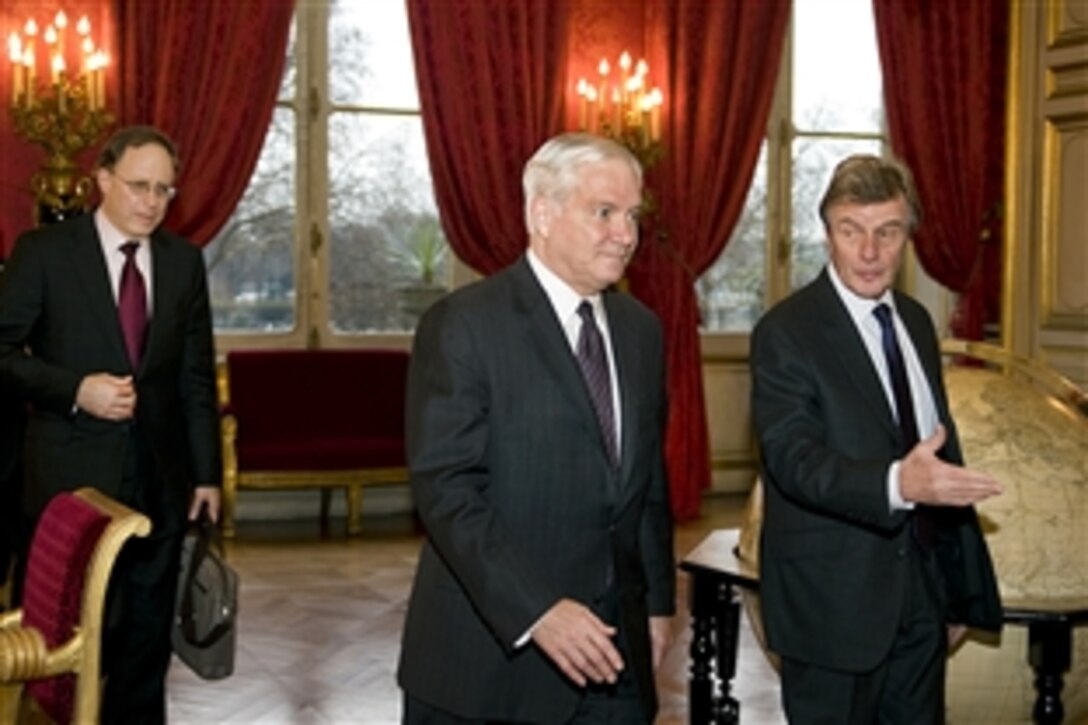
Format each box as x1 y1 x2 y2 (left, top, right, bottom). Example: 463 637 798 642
204 25 298 333
697 0 884 332
204 1 447 336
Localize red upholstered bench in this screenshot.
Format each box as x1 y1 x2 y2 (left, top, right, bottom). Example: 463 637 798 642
218 349 410 538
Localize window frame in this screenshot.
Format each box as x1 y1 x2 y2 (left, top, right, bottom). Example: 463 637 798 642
700 5 888 359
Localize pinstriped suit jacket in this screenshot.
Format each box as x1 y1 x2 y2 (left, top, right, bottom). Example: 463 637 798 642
397 255 675 722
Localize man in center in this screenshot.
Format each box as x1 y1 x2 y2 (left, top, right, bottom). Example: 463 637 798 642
398 133 675 723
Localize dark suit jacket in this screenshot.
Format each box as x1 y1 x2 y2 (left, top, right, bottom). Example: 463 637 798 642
0 367 25 588
0 213 221 532
397 256 675 722
751 269 1001 673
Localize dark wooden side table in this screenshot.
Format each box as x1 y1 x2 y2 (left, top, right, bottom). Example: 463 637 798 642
679 528 759 725
1003 603 1088 724
680 528 1088 725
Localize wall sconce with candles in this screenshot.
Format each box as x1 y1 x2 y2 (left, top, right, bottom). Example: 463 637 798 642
8 10 114 226
575 51 664 172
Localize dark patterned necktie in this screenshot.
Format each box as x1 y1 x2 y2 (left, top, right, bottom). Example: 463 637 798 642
576 301 618 467
118 241 148 369
874 303 933 548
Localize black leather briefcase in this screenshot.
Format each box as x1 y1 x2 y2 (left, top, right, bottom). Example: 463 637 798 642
172 515 238 680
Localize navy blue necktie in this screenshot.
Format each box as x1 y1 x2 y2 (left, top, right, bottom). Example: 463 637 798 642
118 241 148 369
874 303 933 548
874 304 918 450
576 301 618 467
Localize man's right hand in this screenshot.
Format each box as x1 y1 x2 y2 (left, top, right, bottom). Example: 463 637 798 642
900 424 1002 506
76 373 137 421
531 598 624 687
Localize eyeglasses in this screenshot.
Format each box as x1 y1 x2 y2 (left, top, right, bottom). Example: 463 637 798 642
111 172 177 201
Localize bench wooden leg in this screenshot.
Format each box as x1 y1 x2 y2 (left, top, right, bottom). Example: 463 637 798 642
222 474 238 539
319 489 333 537
346 485 363 536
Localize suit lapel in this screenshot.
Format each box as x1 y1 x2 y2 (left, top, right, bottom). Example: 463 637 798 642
604 292 639 482
813 272 901 441
508 259 602 444
896 291 952 425
69 216 130 368
140 232 173 374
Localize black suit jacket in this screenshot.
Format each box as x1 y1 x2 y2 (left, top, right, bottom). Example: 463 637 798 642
0 363 25 588
751 269 1001 673
0 213 220 531
397 256 675 722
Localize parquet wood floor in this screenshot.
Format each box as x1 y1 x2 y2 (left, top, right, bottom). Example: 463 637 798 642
166 494 784 724
165 494 1076 724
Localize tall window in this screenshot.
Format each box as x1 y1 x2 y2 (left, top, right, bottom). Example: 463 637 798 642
205 1 447 341
208 0 883 342
698 0 885 332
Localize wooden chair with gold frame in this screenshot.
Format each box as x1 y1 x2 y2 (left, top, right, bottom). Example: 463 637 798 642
0 488 151 724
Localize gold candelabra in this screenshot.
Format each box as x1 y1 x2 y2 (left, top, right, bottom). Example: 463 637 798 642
576 51 664 171
8 11 114 225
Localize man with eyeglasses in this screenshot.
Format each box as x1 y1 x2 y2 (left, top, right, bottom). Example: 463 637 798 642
0 125 220 724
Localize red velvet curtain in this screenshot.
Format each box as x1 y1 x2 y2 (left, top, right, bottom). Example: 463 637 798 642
873 0 1008 340
115 0 294 246
406 0 572 274
627 0 789 519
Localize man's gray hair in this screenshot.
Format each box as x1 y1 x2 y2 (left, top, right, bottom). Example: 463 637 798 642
522 133 642 233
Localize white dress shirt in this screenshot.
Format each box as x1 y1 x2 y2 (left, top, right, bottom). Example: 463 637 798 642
526 249 622 453
826 264 939 511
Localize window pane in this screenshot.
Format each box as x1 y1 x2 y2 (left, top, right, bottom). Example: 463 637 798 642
278 17 297 102
205 106 297 333
328 112 447 333
698 144 768 332
329 0 419 109
793 0 883 133
789 137 883 291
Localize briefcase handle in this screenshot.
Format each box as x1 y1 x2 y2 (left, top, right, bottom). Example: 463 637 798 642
178 513 235 648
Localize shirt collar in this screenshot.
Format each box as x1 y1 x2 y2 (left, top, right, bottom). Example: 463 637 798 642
95 208 149 255
826 262 895 330
526 248 603 322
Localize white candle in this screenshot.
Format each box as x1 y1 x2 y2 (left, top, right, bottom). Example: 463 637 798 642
586 86 598 134
12 64 23 105
54 11 68 57
23 48 35 107
576 78 588 130
8 33 22 104
597 58 609 118
51 53 63 85
96 56 106 108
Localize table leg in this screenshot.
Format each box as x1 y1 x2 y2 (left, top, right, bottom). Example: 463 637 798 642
713 583 742 724
689 579 714 725
688 573 741 725
1027 620 1071 725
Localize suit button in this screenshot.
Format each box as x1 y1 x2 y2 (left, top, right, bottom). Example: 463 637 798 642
897 547 908 558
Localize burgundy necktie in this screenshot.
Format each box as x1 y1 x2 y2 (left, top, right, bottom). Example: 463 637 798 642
576 301 618 467
874 303 933 549
118 241 148 369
